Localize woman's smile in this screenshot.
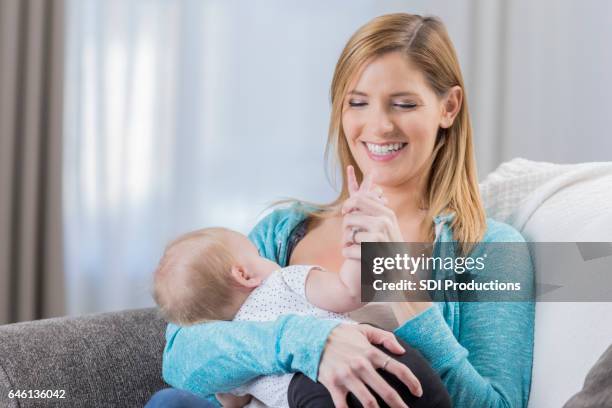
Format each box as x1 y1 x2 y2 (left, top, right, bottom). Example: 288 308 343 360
363 141 408 162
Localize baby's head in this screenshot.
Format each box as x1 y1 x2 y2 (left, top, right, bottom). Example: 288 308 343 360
153 227 278 325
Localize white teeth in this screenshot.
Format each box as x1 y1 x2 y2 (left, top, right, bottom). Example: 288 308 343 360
365 142 406 155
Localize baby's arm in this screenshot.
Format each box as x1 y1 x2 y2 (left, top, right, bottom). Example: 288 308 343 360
304 165 384 313
305 258 364 313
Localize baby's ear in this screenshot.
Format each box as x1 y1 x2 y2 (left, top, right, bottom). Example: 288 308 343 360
230 265 261 289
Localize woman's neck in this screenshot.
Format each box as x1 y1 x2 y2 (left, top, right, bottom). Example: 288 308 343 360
379 176 427 221
377 174 432 243
384 188 423 218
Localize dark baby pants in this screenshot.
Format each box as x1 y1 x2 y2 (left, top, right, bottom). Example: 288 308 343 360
287 338 451 408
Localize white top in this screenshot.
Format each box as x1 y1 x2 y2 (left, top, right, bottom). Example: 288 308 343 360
231 265 355 408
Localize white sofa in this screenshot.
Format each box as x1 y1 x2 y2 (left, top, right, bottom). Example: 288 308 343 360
480 158 612 408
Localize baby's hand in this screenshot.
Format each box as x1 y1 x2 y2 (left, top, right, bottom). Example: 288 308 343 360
215 392 252 408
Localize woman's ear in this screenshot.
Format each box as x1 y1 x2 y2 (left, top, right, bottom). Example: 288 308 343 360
439 85 463 129
230 265 262 289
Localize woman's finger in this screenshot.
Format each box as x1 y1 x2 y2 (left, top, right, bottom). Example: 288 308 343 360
357 326 423 398
328 385 350 408
357 325 406 355
343 227 369 246
360 170 376 193
343 229 382 246
343 213 386 234
363 188 387 204
342 244 361 260
342 193 387 215
347 165 360 196
342 194 394 218
357 364 410 408
353 232 383 244
342 193 393 215
343 228 357 247
345 375 380 408
372 186 385 201
383 358 424 399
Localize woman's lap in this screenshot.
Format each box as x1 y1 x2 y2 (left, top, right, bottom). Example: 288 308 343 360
145 388 217 408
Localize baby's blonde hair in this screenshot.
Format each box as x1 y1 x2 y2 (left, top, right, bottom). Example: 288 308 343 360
153 227 237 325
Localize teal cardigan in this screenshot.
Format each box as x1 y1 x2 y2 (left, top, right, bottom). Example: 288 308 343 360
162 206 535 407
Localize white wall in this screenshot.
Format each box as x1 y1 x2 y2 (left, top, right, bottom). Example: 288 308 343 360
472 0 612 176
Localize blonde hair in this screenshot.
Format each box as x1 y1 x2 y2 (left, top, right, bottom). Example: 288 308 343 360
291 13 486 254
152 228 237 325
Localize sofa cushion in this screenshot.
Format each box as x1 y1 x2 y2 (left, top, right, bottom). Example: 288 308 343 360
0 307 167 407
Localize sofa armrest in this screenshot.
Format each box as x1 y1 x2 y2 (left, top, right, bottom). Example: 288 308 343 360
0 308 168 407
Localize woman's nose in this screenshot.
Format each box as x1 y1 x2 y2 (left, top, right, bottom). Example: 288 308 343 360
366 108 394 138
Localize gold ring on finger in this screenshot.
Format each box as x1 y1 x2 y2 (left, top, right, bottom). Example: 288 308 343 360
382 356 392 371
351 228 359 245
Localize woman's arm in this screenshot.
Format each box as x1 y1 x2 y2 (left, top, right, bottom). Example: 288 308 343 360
395 302 534 408
162 316 341 398
393 225 535 408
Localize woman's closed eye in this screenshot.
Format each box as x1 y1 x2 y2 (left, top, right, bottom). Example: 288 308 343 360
347 100 418 110
393 102 417 110
348 100 367 107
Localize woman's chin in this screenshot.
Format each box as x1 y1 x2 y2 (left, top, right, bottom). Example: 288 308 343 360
353 158 420 186
373 169 422 189
372 174 404 188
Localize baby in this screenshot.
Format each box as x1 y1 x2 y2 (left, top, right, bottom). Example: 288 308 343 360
153 226 363 407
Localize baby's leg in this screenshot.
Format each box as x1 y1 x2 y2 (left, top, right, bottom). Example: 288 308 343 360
287 338 450 408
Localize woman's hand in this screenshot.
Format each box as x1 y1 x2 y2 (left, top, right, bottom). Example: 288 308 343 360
341 165 404 260
318 323 423 408
341 165 433 323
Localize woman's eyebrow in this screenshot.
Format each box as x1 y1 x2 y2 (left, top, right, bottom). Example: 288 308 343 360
347 90 420 97
390 91 419 97
347 90 368 96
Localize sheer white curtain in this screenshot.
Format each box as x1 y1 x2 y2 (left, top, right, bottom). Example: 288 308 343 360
64 0 183 314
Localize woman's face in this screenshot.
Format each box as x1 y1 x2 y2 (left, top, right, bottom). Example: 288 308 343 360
342 51 460 190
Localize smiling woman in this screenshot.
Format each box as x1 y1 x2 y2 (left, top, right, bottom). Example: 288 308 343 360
325 16 484 253
151 13 534 408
